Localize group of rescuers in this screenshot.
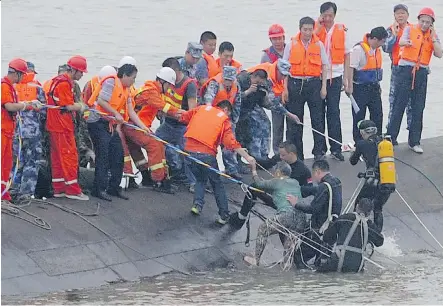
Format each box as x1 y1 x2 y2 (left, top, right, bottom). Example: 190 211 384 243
1 2 441 272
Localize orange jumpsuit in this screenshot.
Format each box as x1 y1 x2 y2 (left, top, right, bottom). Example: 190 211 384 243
45 73 83 196
122 81 180 181
1 77 18 201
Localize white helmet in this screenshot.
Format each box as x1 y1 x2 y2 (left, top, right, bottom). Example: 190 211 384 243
98 65 117 80
118 56 136 68
156 67 176 85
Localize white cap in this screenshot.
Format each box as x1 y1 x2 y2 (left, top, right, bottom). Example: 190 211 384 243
118 56 136 68
156 67 176 85
98 65 117 80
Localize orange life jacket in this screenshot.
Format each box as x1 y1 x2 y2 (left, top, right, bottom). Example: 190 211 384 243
200 73 239 106
203 53 219 79
389 23 409 66
87 75 130 121
208 58 242 79
247 62 284 96
184 105 229 150
14 73 40 102
315 23 346 64
399 24 434 66
288 33 322 77
1 77 18 134
353 35 383 84
132 81 162 127
45 73 76 132
163 77 195 109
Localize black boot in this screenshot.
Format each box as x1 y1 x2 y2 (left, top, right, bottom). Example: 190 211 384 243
107 187 129 200
92 190 112 202
153 179 175 194
127 177 139 189
228 212 246 230
374 211 384 232
141 170 154 187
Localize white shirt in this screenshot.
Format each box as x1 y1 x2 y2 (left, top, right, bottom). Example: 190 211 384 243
324 23 352 79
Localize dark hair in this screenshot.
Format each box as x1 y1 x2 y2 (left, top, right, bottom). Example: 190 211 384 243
279 141 298 155
117 64 137 78
251 69 268 79
368 26 389 40
299 17 315 29
200 31 217 43
162 57 181 72
219 41 234 53
312 159 330 172
356 198 374 216
320 2 337 14
215 100 233 112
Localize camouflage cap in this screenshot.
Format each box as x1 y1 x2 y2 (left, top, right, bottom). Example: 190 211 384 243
276 59 290 76
186 42 203 58
222 66 237 81
26 61 37 74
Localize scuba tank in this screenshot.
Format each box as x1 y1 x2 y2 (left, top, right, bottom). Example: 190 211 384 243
377 135 396 193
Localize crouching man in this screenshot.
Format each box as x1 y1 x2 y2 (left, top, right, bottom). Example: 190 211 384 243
316 198 384 273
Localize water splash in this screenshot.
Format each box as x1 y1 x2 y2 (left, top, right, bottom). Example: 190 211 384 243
377 230 403 257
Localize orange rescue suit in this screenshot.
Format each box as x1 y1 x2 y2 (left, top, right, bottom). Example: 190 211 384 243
315 23 347 64
1 76 18 201
200 73 239 106
288 33 322 77
399 25 434 66
247 62 284 97
208 58 242 79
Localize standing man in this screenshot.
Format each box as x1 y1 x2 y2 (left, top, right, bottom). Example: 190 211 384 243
155 57 197 191
200 66 242 179
206 42 243 80
383 4 411 131
387 8 442 153
11 62 46 202
177 42 203 80
261 24 287 155
46 56 89 200
196 31 218 87
283 16 329 161
315 2 351 162
347 27 388 143
87 63 140 201
2 59 33 201
176 100 256 225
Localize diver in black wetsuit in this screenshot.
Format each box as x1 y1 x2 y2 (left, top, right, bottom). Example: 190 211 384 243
316 198 384 273
350 120 393 232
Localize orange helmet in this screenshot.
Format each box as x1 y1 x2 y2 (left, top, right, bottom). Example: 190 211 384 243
268 24 285 38
8 58 28 73
418 7 435 22
67 55 88 73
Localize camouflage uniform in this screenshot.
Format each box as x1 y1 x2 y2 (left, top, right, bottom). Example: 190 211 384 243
11 85 46 200
236 70 288 159
177 42 203 79
73 81 94 167
202 66 242 175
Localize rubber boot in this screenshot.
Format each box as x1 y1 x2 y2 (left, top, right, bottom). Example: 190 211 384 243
141 169 154 187
127 177 139 189
374 211 384 232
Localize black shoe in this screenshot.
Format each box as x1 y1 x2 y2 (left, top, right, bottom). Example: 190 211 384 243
106 188 129 200
314 154 325 161
331 151 345 162
392 139 398 146
127 177 139 189
153 179 175 194
141 170 155 187
92 191 112 202
228 212 246 230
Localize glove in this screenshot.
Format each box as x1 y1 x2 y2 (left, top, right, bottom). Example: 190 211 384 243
30 100 44 110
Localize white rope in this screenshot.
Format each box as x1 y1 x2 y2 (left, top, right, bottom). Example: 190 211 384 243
395 190 443 250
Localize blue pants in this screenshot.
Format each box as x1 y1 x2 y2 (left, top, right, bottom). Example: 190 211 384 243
189 152 229 218
11 136 43 197
388 65 411 130
155 121 195 185
222 123 239 174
